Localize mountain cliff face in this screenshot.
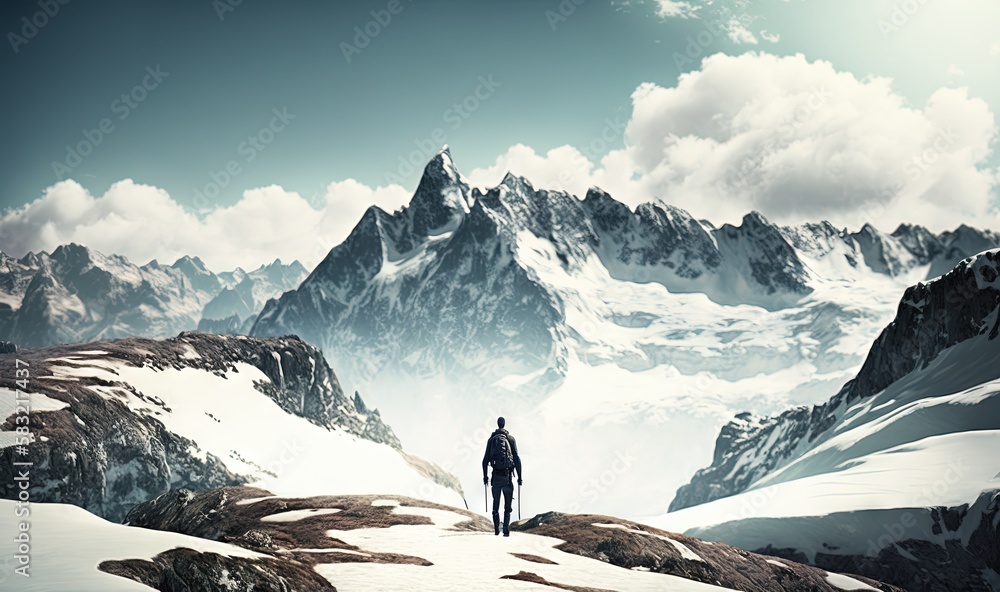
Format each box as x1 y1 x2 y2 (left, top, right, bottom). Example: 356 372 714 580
660 250 1000 591
0 332 461 522
670 249 1000 512
0 246 306 348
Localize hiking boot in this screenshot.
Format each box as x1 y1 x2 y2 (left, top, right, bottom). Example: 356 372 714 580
493 515 500 536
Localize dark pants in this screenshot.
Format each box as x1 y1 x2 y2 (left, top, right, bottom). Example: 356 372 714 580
491 482 514 533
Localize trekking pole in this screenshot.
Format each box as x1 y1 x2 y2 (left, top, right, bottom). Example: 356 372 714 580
484 482 488 514
518 480 521 521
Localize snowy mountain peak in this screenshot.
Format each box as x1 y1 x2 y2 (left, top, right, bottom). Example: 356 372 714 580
171 254 209 272
500 170 531 190
740 210 771 228
403 147 473 241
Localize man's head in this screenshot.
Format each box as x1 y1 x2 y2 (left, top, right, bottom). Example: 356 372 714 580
497 416 506 429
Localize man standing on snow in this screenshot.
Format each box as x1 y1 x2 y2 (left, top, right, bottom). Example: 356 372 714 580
482 416 523 537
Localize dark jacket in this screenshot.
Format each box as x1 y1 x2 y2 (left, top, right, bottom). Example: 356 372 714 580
482 428 522 485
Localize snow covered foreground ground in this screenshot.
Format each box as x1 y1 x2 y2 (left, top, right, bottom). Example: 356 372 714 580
0 486 900 591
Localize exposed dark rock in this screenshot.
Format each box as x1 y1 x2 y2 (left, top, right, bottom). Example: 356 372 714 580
513 511 901 591
500 570 615 592
100 547 336 592
125 486 486 567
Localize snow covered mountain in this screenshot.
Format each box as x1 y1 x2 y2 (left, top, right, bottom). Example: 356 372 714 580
656 250 1000 591
199 258 308 332
0 332 462 522
250 147 999 518
0 245 307 347
0 485 902 591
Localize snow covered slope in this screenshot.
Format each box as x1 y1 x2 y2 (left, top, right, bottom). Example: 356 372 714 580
250 148 998 518
0 499 306 591
0 245 307 347
655 250 1000 591
0 333 463 522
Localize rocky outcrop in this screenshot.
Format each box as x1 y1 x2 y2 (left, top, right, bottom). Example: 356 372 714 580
512 512 901 591
100 548 336 592
118 486 900 592
124 486 483 563
0 332 403 521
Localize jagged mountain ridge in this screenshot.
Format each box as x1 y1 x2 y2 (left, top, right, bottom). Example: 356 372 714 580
251 146 997 396
0 332 462 522
0 245 307 347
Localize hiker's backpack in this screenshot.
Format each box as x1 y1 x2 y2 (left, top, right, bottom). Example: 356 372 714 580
489 431 514 472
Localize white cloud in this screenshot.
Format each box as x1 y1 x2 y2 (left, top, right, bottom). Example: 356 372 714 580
652 0 700 19
760 29 780 43
990 42 1000 57
947 64 965 77
2 53 996 271
0 179 409 272
467 52 999 233
723 18 758 44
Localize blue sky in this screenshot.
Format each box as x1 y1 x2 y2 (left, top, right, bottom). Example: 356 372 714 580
2 0 998 269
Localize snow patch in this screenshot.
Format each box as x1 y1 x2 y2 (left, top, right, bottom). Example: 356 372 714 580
593 523 704 562
260 508 342 522
825 571 879 590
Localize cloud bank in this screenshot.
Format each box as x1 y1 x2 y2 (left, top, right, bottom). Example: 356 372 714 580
469 52 999 233
0 178 409 272
2 52 996 271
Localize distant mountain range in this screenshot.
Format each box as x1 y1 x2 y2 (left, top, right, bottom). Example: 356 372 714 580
0 244 306 347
